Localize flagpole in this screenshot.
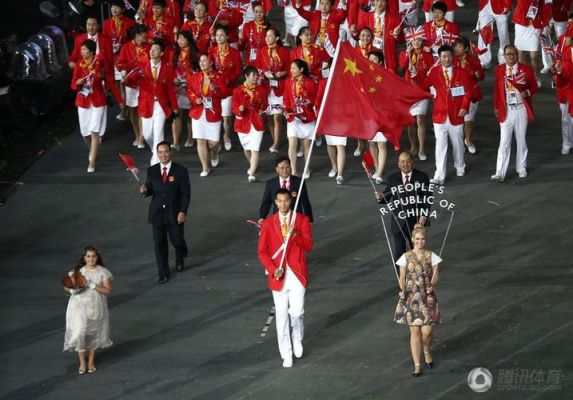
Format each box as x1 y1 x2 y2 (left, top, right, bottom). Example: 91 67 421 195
274 40 344 277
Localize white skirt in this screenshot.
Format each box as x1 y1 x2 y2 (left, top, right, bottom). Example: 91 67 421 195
325 135 347 146
287 119 315 139
515 24 540 52
221 96 232 117
192 110 221 141
238 126 264 151
125 87 139 108
410 99 429 116
369 131 388 143
464 101 479 122
267 92 283 115
285 5 309 37
78 105 107 137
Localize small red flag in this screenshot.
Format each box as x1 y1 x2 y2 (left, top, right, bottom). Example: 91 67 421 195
315 42 432 150
361 151 375 177
119 153 140 182
480 24 494 46
470 42 488 56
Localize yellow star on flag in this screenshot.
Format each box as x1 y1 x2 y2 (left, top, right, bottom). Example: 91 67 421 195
343 58 363 76
369 64 375 71
375 75 383 83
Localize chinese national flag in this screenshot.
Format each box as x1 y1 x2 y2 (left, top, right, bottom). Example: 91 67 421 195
480 24 494 46
315 42 432 150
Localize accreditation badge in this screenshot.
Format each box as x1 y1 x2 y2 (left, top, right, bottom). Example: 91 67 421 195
202 97 213 109
450 86 465 97
373 37 384 49
249 48 258 62
296 106 303 115
507 92 519 106
79 85 92 97
269 78 279 88
526 6 538 19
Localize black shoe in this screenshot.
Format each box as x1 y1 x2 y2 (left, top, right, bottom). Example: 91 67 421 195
424 351 433 368
158 276 169 284
412 364 422 377
176 263 184 272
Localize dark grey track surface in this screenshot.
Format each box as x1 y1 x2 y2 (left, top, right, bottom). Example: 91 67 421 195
1 4 572 400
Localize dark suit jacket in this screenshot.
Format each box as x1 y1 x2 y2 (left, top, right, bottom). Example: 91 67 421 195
379 168 430 233
143 162 191 225
259 175 314 223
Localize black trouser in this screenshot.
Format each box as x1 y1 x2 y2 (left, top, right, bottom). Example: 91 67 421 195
152 222 188 278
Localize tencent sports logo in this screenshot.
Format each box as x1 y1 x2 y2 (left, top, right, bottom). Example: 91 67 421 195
468 367 493 393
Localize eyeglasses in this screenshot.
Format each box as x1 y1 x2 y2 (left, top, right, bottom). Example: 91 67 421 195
504 53 517 56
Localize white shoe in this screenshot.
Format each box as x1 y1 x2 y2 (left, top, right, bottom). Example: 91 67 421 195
464 139 476 154
375 176 383 185
184 141 194 148
430 178 444 185
211 158 219 167
87 164 95 173
315 136 322 147
297 149 303 158
456 0 465 6
137 142 145 149
561 146 570 155
540 66 551 74
282 357 293 368
328 169 337 178
303 170 310 179
518 170 528 178
537 80 542 88
200 170 210 177
293 341 303 358
336 176 343 185
456 168 465 177
418 153 427 161
269 146 278 154
171 144 180 151
491 174 504 183
224 138 232 151
116 113 127 121
353 148 361 157
132 139 138 147
248 175 256 182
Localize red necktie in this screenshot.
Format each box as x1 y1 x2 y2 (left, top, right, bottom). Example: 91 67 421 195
162 167 167 184
404 174 410 186
281 179 287 189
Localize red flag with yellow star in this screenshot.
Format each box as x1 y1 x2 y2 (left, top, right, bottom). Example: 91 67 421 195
315 42 432 150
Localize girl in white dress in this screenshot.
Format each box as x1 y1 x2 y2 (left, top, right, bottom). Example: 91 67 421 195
63 246 113 374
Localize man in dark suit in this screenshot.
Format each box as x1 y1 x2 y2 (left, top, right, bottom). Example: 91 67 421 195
258 157 314 225
376 151 430 262
140 141 191 284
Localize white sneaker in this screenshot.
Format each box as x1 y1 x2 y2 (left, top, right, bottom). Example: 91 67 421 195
456 169 465 177
211 158 219 168
418 153 427 161
540 66 551 74
561 146 570 155
283 357 293 368
464 139 476 154
518 170 528 178
132 139 138 147
269 146 278 154
353 148 361 157
200 170 210 177
293 341 304 358
184 141 194 148
224 138 232 151
137 142 145 149
491 174 503 183
303 170 310 179
328 169 337 178
315 136 322 147
297 149 304 158
87 164 95 173
336 176 343 185
248 175 256 182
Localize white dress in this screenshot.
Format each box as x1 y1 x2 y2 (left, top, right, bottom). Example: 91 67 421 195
63 266 113 352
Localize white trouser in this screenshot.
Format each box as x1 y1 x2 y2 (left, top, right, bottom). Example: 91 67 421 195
560 102 573 150
272 267 305 361
425 11 454 23
141 101 166 165
477 3 509 66
433 118 465 182
495 105 528 178
542 21 568 69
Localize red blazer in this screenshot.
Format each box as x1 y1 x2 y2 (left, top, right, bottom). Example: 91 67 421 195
294 6 346 50
422 65 472 125
71 58 123 108
258 212 313 291
144 14 176 47
180 19 212 54
209 45 243 95
357 10 401 72
232 84 269 132
493 63 538 122
255 45 290 96
186 70 227 121
290 44 331 80
283 76 318 123
399 49 435 86
454 54 485 102
140 0 182 27
423 0 457 12
133 62 178 118
478 0 513 14
556 62 573 114
103 15 136 59
333 0 360 27
240 21 268 66
69 33 114 72
512 0 548 28
208 4 243 43
117 41 151 88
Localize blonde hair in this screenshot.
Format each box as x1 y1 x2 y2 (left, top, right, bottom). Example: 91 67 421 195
411 223 426 239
